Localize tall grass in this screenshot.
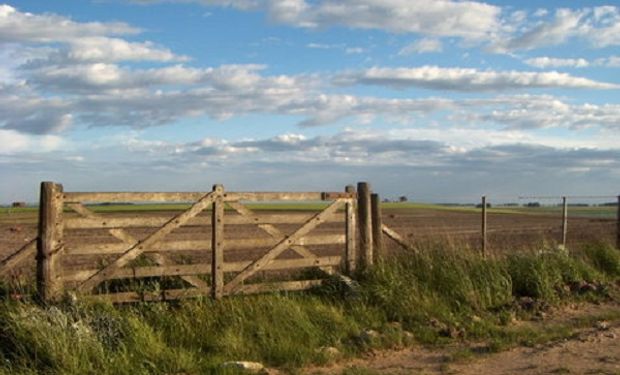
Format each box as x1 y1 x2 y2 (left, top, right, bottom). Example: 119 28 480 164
0 242 618 374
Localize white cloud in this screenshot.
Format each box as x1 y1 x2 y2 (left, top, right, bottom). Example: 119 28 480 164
345 47 365 54
0 4 138 43
495 6 620 51
335 66 619 91
594 56 620 67
523 55 620 69
138 0 502 42
0 129 63 154
523 57 590 68
66 37 189 62
0 83 72 134
102 130 620 185
280 0 502 41
461 95 620 131
398 38 443 55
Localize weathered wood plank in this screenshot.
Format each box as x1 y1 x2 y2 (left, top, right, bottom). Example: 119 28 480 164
211 185 224 299
229 280 323 295
345 185 357 274
86 287 211 303
65 191 349 203
66 234 346 255
37 182 64 302
68 203 209 289
0 239 37 277
561 196 568 249
225 192 324 201
371 193 384 259
382 224 417 254
65 192 206 203
63 256 342 282
321 192 357 200
64 213 343 229
481 196 487 255
78 191 217 292
88 278 324 302
223 199 345 294
357 182 373 268
227 201 331 274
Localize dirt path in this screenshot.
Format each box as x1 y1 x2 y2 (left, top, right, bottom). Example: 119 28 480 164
303 303 620 375
450 325 619 375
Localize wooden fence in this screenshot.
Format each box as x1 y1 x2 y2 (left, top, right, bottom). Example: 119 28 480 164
1 182 617 303
29 181 379 303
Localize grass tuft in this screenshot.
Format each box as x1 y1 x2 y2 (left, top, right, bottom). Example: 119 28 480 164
0 242 618 374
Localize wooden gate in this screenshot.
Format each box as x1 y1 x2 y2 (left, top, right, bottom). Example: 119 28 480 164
37 182 366 303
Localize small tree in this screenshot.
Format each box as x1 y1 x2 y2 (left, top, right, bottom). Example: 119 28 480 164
398 196 408 202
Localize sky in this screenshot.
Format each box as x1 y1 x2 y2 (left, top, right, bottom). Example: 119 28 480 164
0 0 619 203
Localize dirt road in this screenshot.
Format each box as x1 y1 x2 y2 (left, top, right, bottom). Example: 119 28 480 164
304 303 620 375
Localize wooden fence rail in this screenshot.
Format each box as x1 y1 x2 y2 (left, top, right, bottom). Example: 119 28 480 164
31 181 372 303
3 182 617 303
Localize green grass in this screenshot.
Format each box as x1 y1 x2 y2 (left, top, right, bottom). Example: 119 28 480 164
3 201 614 219
381 202 617 218
0 242 619 374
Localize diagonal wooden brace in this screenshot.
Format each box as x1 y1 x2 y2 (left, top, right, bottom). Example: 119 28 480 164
226 202 318 258
78 191 217 293
0 239 37 277
223 199 344 294
227 201 334 275
68 203 209 289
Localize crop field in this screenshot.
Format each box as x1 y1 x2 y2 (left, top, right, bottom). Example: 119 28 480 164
1 202 616 277
1 202 619 374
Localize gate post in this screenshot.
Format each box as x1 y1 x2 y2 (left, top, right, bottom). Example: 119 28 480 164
211 184 225 299
561 196 568 249
481 196 487 256
357 182 373 268
344 185 357 274
616 195 620 250
371 193 383 260
37 181 64 302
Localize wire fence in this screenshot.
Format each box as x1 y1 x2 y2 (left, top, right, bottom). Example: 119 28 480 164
380 194 619 254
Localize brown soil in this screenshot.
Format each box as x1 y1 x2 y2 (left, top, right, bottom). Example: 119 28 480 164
303 302 620 375
0 207 616 277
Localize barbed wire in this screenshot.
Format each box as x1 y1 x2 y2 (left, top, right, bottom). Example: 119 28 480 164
518 195 618 200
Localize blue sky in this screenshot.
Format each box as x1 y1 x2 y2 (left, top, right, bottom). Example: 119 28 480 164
1 0 619 203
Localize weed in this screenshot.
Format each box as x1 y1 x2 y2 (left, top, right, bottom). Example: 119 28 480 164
0 242 617 373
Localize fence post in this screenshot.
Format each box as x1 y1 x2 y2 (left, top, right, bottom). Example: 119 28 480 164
344 185 357 275
616 195 619 250
371 193 383 260
481 196 487 256
561 196 568 249
357 182 373 268
37 181 64 302
211 184 225 299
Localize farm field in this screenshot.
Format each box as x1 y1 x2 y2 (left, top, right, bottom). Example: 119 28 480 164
1 202 616 263
1 201 619 374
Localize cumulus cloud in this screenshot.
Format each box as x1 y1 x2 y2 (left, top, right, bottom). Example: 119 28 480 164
523 57 590 69
399 38 443 55
523 55 620 69
494 6 620 51
0 83 72 134
335 66 619 91
0 4 138 43
597 56 620 67
132 1 620 52
65 37 189 63
0 129 64 154
107 130 620 182
136 0 501 42
0 4 186 66
460 95 620 131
